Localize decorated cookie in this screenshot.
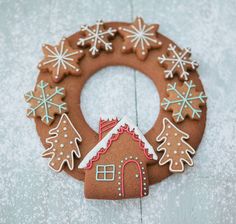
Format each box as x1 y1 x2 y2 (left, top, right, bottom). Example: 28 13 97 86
156 118 195 172
24 80 67 125
42 113 82 172
161 80 207 123
38 38 84 83
118 17 162 60
26 18 207 200
79 116 157 199
77 21 117 56
158 44 198 81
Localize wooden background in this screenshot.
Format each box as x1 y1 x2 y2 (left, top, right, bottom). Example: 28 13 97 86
0 0 236 223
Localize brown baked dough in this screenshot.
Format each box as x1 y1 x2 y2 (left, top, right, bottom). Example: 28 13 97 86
35 22 207 185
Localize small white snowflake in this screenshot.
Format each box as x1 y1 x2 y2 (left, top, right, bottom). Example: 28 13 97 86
77 21 117 56
158 44 198 81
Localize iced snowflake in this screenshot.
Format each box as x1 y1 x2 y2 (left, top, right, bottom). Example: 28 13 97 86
77 21 117 56
161 80 207 123
38 38 84 83
158 44 198 81
118 17 162 60
25 80 67 125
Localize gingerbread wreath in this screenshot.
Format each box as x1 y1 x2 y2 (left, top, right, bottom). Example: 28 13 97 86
25 17 207 200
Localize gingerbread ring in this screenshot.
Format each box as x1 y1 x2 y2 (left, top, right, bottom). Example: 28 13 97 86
25 17 207 200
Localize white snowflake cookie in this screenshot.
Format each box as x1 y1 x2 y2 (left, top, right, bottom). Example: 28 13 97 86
158 44 198 81
77 21 117 57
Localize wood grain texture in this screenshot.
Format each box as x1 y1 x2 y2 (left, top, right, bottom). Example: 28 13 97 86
0 0 235 223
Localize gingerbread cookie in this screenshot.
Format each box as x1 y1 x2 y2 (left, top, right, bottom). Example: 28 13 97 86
38 38 84 83
25 18 207 200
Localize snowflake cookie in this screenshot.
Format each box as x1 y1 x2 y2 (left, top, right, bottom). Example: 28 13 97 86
156 118 195 172
77 21 117 56
38 38 84 83
158 44 198 81
161 80 207 123
118 17 162 60
25 80 67 125
42 113 82 172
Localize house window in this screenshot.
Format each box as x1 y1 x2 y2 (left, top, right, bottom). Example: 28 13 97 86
96 165 115 181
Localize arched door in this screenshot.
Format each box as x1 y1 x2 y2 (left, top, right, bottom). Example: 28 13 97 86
121 160 143 198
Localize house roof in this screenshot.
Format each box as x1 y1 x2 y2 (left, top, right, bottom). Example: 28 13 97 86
78 116 158 169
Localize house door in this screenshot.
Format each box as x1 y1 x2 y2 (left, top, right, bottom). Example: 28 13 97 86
121 159 143 198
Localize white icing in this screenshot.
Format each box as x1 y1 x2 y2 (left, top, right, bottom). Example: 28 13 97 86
78 116 158 168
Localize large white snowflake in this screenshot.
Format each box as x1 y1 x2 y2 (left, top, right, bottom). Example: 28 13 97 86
25 80 67 125
38 39 83 83
158 44 198 81
77 21 117 56
118 17 162 60
161 80 207 123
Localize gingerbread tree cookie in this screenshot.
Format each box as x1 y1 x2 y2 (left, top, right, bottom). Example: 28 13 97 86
158 44 198 81
161 80 207 123
77 21 117 56
25 80 67 125
118 17 162 60
38 38 84 83
42 113 82 172
156 118 195 172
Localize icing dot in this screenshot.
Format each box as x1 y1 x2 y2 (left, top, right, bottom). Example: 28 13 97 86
76 69 79 72
119 193 122 196
98 40 101 43
93 29 96 32
122 46 126 50
143 183 146 186
142 171 145 174
60 144 64 148
38 64 41 67
178 102 181 105
118 176 121 179
174 133 178 136
118 27 122 30
142 51 145 55
144 187 146 190
184 105 187 108
64 134 68 138
177 65 180 67
60 152 63 155
139 162 143 164
174 150 177 154
189 93 192 96
121 160 123 163
135 157 138 160
135 174 139 178
63 127 67 131
48 105 51 108
70 141 73 144
79 50 83 53
67 155 70 158
37 100 40 103
175 162 178 165
158 41 162 45
167 154 170 157
144 192 147 195
125 157 128 160
166 133 169 136
118 165 121 168
168 125 171 129
172 61 175 64
58 157 61 161
57 130 59 133
53 149 56 152
118 172 121 174
118 182 121 185
177 143 181 146
182 92 185 95
144 177 146 180
101 35 104 38
51 163 54 166
142 167 144 170
129 156 133 159
167 142 171 146
181 151 184 154
118 188 121 191
54 140 58 143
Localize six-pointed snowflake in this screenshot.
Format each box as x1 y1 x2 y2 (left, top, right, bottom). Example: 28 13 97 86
38 38 84 83
158 44 198 81
77 21 117 56
118 17 162 60
161 80 207 123
25 80 67 125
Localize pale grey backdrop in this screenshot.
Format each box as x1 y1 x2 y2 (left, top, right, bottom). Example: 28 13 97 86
0 0 236 223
